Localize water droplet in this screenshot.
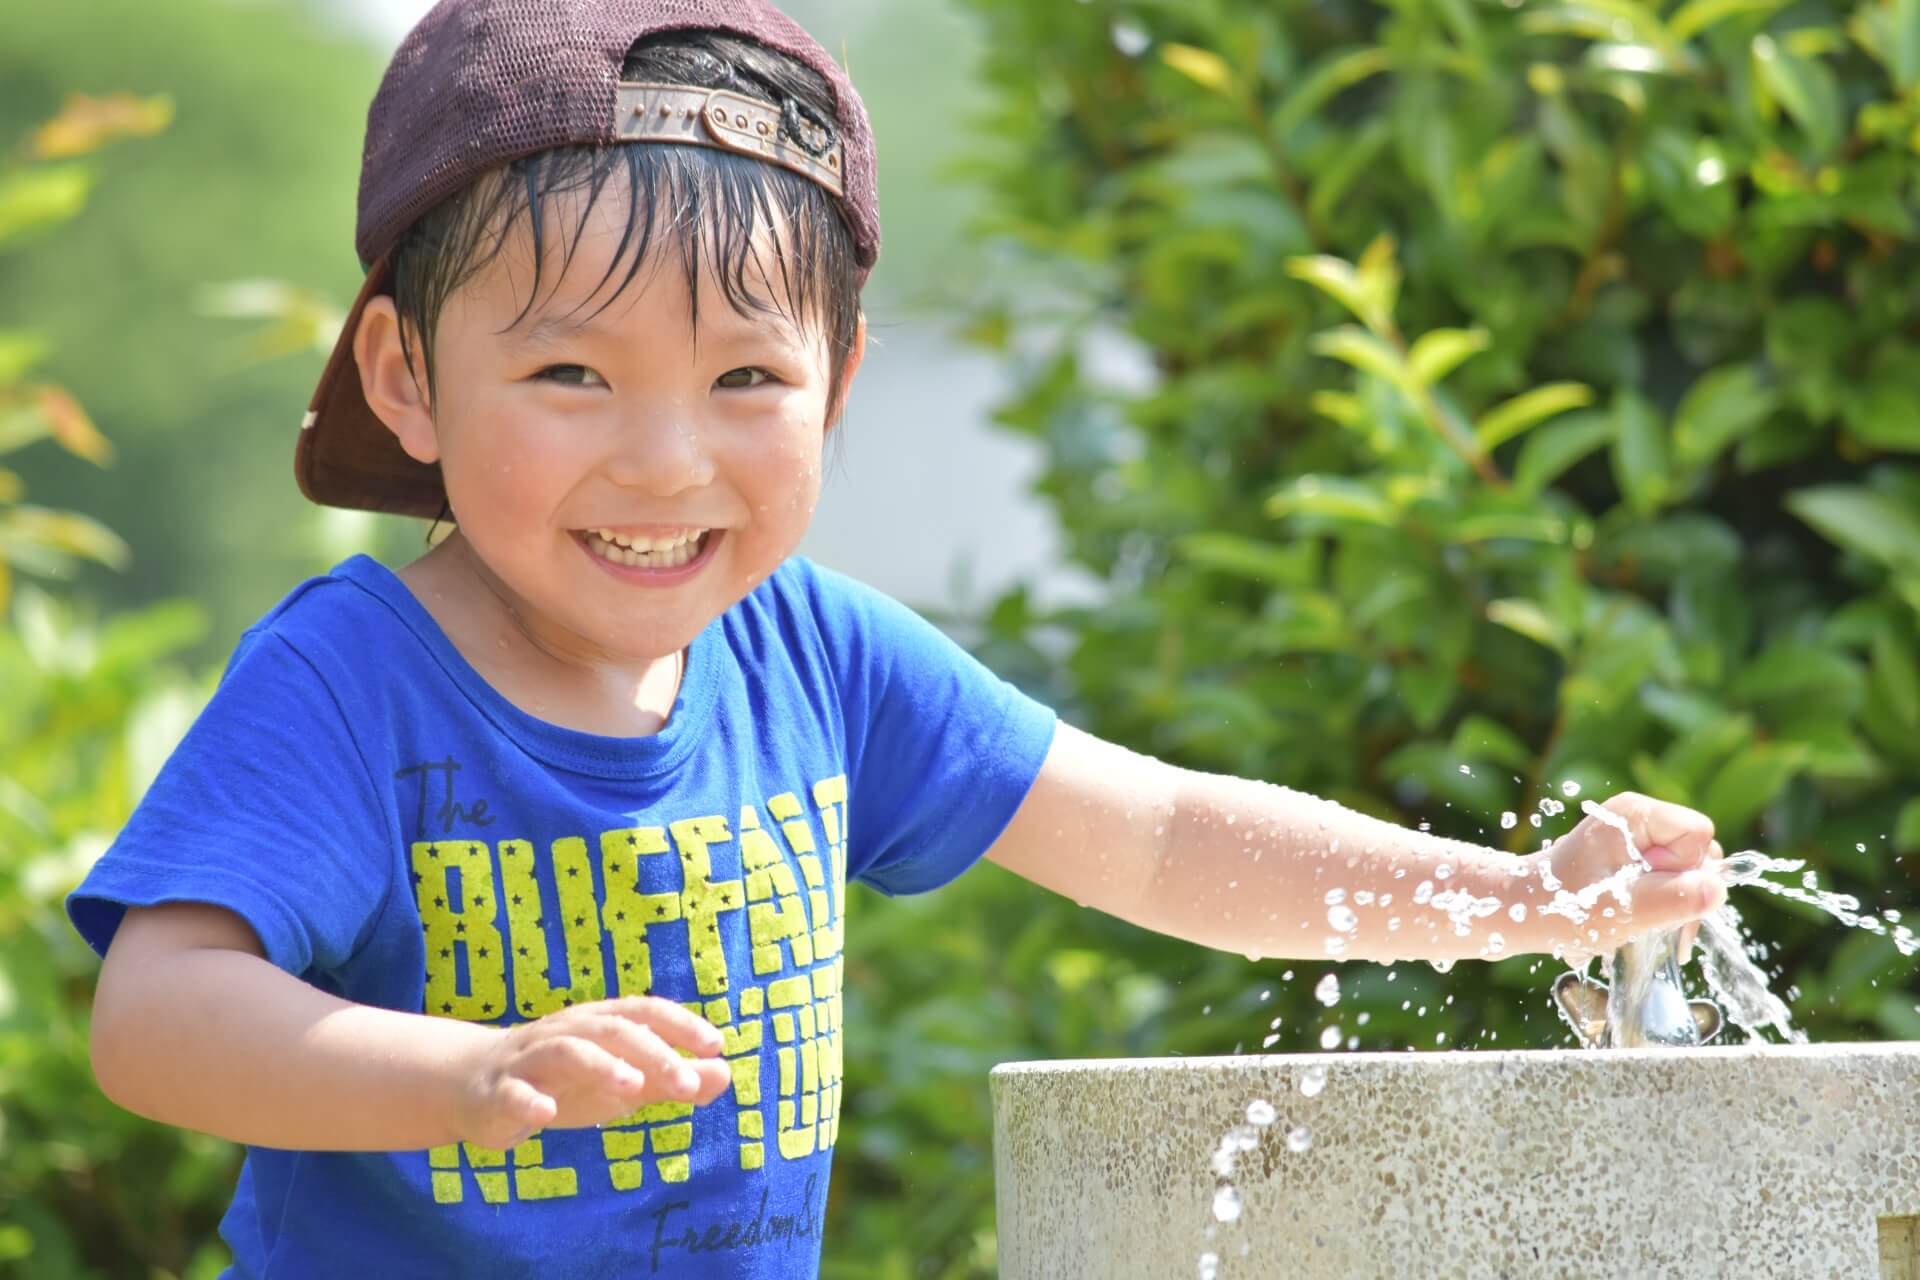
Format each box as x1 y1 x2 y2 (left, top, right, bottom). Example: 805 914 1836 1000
1458 764 1472 774
1198 1251 1220 1280
1314 973 1341 1006
1435 864 1453 881
1212 1184 1243 1223
1327 905 1359 932
1561 780 1581 797
1319 1025 1341 1050
1508 902 1528 923
1299 1065 1326 1097
1286 1125 1313 1153
1323 888 1347 906
1247 1099 1276 1126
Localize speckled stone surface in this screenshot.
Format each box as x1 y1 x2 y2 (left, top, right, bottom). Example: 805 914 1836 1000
991 1045 1920 1279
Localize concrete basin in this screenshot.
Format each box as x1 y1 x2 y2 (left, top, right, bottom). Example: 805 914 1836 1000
992 1044 1920 1278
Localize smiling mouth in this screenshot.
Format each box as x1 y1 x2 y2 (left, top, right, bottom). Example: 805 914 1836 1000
580 527 714 569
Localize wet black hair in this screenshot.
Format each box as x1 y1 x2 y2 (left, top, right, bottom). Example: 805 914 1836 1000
387 28 864 428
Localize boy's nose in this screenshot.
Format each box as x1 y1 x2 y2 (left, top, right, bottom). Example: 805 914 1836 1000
603 416 715 496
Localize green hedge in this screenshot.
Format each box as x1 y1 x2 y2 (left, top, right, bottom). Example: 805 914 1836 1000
840 0 1920 1270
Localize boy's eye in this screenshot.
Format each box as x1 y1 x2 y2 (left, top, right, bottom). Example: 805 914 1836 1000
716 367 777 391
536 365 607 388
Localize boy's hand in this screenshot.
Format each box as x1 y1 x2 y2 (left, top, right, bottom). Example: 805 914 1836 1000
449 996 732 1151
1534 791 1727 963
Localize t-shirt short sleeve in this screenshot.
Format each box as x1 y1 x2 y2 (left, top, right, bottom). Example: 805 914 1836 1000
66 629 394 978
799 564 1057 897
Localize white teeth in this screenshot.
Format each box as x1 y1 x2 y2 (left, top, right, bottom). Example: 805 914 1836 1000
584 529 708 569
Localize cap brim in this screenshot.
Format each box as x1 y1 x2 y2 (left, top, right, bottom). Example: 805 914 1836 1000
296 253 447 520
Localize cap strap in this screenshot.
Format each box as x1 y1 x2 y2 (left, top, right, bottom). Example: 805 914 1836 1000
615 83 846 199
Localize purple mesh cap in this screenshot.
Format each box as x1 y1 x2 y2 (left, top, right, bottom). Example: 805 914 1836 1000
298 0 881 519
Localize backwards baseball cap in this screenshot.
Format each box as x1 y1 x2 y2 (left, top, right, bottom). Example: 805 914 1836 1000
298 0 881 519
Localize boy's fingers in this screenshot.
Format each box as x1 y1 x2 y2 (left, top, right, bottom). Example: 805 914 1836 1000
1629 869 1725 933
522 1034 647 1096
606 996 726 1055
1604 792 1715 862
582 1017 706 1099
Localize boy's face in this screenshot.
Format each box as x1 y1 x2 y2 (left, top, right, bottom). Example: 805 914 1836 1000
360 185 864 663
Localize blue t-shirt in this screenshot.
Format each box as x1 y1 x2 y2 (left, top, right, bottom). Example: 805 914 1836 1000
66 554 1055 1278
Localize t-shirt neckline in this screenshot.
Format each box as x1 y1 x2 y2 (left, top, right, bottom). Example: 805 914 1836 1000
332 554 723 781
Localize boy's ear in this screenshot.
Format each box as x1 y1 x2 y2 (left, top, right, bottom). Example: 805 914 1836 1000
354 296 440 465
826 311 868 436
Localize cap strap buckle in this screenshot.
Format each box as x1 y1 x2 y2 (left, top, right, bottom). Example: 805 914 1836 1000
615 83 846 198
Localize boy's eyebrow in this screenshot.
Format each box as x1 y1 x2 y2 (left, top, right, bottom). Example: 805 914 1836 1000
515 309 805 351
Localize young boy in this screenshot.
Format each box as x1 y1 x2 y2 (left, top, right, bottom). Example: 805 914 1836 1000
66 1 1728 1275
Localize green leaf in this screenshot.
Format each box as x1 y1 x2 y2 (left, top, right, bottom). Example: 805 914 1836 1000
1474 383 1595 451
1662 713 1753 792
1514 410 1614 497
1610 390 1670 516
0 164 95 246
1751 34 1844 155
1671 366 1779 469
1287 252 1396 331
1308 326 1410 389
1728 641 1866 708
1449 715 1534 772
1407 328 1490 387
1871 624 1920 728
1161 43 1237 95
1841 366 1920 452
0 506 130 571
1271 46 1394 141
1669 0 1789 42
0 404 52 456
1896 797 1920 852
1266 475 1397 525
1787 485 1920 570
1244 592 1351 655
1486 599 1570 656
0 331 51 385
1176 532 1316 587
1640 130 1737 239
1448 512 1571 544
1700 741 1809 835
1521 2 1684 69
1395 658 1459 731
1851 0 1920 89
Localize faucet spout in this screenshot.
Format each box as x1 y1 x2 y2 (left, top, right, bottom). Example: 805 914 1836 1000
1552 928 1724 1049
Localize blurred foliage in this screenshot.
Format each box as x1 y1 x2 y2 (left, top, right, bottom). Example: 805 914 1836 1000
0 94 155 612
0 95 229 1279
0 0 389 649
839 0 1920 1273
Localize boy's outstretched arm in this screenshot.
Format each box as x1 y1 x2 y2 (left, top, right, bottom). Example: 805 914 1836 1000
90 902 734 1152
984 725 1725 965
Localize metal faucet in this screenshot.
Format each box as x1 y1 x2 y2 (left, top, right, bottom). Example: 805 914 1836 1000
1551 927 1723 1049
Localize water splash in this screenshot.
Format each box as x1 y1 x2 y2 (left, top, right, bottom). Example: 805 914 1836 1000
1694 905 1802 1044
